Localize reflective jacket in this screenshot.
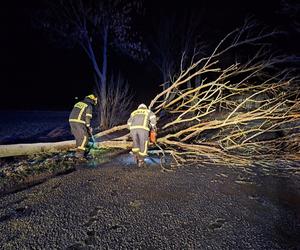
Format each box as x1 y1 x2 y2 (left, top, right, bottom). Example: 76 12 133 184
69 98 93 127
127 107 157 131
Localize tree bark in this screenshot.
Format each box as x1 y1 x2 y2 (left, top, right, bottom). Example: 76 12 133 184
0 140 132 158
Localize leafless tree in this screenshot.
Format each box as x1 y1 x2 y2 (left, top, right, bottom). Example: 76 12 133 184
149 9 206 92
102 73 133 129
280 0 300 33
37 0 148 129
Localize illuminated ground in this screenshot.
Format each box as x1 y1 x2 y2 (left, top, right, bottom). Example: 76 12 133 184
0 154 299 249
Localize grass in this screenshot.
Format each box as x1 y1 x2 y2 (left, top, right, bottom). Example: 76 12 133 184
0 148 127 196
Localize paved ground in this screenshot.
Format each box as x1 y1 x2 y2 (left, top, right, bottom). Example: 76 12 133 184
0 154 299 249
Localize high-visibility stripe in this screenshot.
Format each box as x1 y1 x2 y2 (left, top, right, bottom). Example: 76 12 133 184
86 114 92 117
78 136 87 150
143 110 150 129
69 119 86 124
74 102 88 109
129 108 150 130
139 141 148 156
139 151 148 156
143 141 148 154
129 126 149 131
73 102 88 121
78 106 87 121
131 109 148 117
132 148 140 152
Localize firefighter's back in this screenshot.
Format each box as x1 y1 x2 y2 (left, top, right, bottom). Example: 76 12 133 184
129 108 151 131
69 101 89 124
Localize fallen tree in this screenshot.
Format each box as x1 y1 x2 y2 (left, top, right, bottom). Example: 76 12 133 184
147 20 300 166
0 125 132 158
1 20 300 167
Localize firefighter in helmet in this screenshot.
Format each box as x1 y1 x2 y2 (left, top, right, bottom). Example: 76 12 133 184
69 94 98 158
127 104 157 167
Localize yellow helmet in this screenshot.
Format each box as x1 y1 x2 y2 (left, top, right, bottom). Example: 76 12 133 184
87 94 98 105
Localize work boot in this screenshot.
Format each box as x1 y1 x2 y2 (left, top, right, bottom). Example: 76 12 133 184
138 159 146 168
75 150 85 160
135 155 139 165
130 151 139 165
84 149 92 158
85 154 93 160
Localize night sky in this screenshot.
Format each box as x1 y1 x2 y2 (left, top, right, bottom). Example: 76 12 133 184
0 0 298 111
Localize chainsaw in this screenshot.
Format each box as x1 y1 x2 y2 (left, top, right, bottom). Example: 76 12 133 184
149 129 172 172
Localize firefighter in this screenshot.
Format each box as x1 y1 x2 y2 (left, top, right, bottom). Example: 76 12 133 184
127 104 157 167
69 94 98 158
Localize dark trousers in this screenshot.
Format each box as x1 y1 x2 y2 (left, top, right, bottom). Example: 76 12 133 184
70 122 89 155
130 128 149 159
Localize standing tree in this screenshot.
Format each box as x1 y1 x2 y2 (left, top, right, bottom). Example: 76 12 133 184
280 0 300 33
148 8 206 95
104 72 133 128
37 0 148 129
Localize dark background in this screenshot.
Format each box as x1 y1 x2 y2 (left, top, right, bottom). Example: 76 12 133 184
0 0 297 111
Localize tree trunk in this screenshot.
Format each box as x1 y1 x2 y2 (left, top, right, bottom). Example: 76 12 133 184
0 140 132 158
0 125 130 158
99 27 109 129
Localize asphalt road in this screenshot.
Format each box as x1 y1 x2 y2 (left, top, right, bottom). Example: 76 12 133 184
0 154 299 249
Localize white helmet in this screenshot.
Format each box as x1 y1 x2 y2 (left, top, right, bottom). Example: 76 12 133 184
138 103 147 109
